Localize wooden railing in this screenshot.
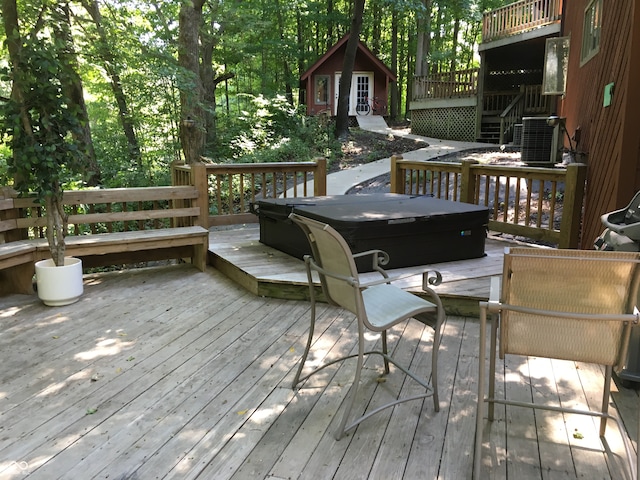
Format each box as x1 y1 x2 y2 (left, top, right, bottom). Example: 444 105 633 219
172 158 327 227
390 155 587 248
485 85 551 142
413 68 479 101
483 0 563 43
499 92 525 144
523 84 550 113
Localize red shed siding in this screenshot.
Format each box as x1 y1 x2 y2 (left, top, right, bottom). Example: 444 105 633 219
560 0 640 247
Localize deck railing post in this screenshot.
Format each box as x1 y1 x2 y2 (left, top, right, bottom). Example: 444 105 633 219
170 161 179 186
314 157 327 196
558 163 587 248
191 162 210 228
0 187 26 242
390 155 404 194
460 160 478 204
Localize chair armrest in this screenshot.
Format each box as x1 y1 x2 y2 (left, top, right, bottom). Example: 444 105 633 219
485 275 502 313
353 249 390 277
360 268 443 289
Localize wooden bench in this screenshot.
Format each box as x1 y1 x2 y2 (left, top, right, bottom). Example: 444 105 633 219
0 189 37 294
0 186 210 296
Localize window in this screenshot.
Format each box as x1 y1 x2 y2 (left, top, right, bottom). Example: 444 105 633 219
543 36 570 95
314 75 330 106
581 0 602 64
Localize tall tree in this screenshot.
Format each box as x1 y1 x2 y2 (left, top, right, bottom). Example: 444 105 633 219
51 2 100 185
415 0 432 76
2 0 88 265
334 0 366 139
389 6 399 120
81 0 141 173
178 0 206 164
273 0 294 105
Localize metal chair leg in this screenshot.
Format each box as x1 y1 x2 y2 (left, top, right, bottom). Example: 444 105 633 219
335 322 366 440
473 302 489 480
382 330 390 373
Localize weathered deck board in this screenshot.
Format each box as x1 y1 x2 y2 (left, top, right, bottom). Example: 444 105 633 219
0 263 637 479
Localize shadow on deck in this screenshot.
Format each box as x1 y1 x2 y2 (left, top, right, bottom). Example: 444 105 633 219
0 230 637 479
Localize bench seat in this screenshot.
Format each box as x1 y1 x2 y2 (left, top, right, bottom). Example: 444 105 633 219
0 185 210 297
0 242 37 295
30 226 210 271
0 227 209 297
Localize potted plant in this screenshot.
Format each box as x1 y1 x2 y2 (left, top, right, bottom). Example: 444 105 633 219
1 35 87 305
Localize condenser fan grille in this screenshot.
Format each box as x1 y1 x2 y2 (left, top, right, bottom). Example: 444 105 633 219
513 124 523 146
521 117 554 164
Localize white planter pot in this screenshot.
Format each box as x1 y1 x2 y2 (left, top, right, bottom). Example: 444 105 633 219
35 257 84 306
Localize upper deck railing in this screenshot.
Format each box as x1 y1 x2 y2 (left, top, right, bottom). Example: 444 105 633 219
482 0 563 43
413 69 479 101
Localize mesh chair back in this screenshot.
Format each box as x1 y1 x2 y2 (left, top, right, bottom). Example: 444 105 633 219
290 214 361 314
500 248 640 366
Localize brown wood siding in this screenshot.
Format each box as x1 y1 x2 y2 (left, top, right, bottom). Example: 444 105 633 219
560 1 640 247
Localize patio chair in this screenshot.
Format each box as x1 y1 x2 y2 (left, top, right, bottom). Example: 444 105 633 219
473 247 640 480
289 212 445 440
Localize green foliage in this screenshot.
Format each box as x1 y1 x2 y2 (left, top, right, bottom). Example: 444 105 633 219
0 35 86 202
213 94 340 164
0 0 516 192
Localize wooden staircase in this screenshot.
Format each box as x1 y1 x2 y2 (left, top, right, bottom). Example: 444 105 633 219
478 116 502 144
478 85 552 144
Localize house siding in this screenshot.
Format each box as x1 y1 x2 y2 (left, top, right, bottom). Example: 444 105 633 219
560 0 640 247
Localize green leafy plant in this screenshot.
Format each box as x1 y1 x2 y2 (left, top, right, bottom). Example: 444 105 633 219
1 35 87 266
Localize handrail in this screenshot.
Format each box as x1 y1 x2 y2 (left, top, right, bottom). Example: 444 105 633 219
390 155 587 248
499 91 525 144
172 158 327 227
482 0 563 43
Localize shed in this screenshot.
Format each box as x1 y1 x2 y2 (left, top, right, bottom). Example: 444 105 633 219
300 34 396 117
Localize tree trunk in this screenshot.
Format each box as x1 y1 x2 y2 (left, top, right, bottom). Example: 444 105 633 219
53 2 101 186
274 0 294 105
415 0 432 76
450 15 461 74
334 0 366 139
390 8 399 121
81 0 141 172
200 20 217 150
370 0 381 55
2 0 29 190
178 0 206 164
45 194 68 267
296 11 305 106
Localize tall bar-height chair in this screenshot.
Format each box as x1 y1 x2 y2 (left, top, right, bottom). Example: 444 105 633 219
474 247 640 479
289 212 445 440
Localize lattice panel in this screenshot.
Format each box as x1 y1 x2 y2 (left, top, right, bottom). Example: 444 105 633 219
411 106 477 141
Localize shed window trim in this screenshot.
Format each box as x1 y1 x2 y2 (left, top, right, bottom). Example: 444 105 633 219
580 0 602 66
314 75 330 106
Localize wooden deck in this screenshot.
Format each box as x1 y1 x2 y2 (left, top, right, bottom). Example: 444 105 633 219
207 225 514 317
0 257 638 479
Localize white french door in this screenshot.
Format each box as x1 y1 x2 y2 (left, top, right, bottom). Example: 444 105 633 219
334 72 373 115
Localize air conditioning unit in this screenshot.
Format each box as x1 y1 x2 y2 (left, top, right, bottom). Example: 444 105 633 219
521 117 563 165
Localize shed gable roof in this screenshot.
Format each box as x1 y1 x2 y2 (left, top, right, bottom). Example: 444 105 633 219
300 34 397 82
